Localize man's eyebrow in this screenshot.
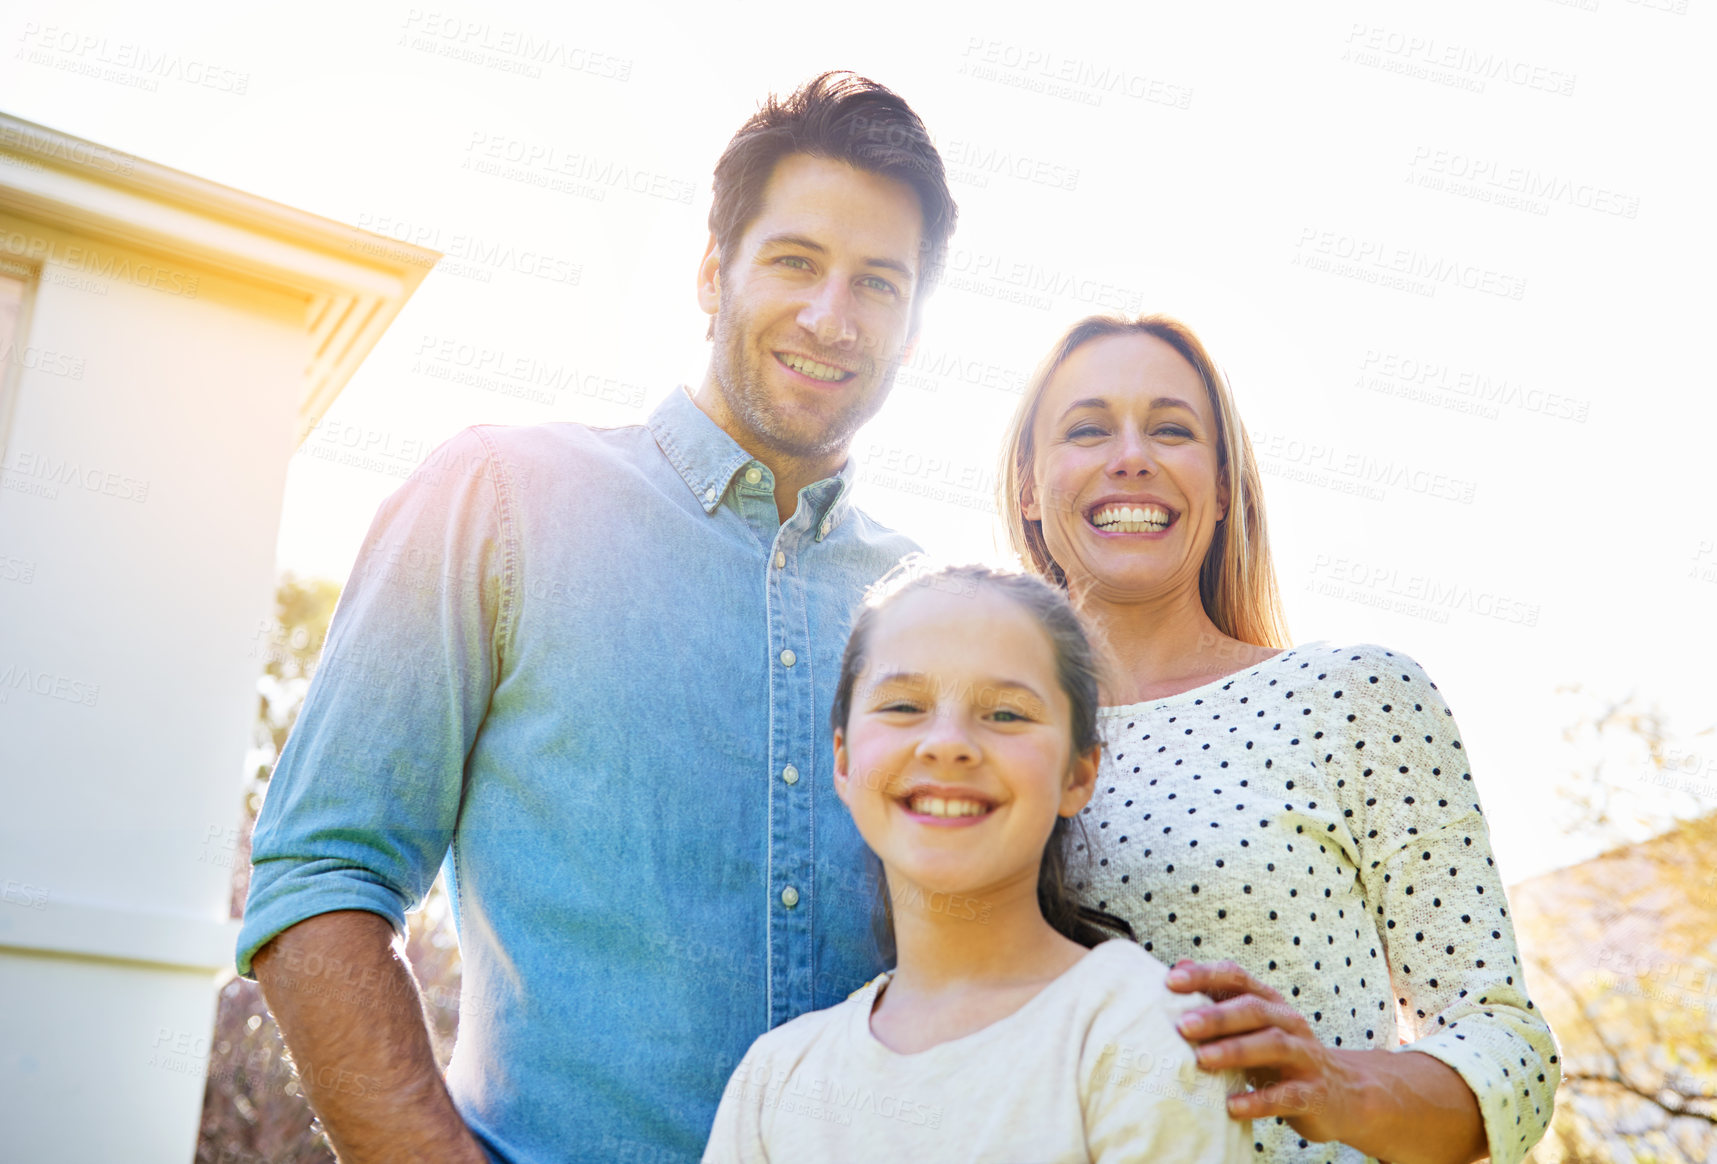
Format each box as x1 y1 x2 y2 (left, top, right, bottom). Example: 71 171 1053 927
758 233 915 282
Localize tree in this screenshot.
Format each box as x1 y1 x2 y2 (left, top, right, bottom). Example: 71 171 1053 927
1517 688 1717 1163
197 573 465 1164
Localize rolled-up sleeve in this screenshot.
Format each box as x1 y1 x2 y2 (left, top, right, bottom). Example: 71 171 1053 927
235 426 516 977
1340 647 1560 1164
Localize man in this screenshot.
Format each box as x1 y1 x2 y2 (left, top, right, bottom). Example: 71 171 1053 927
238 73 957 1163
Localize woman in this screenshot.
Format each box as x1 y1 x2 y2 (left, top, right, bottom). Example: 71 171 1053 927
997 315 1559 1164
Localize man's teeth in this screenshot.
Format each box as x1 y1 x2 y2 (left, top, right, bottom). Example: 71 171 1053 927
1091 503 1172 532
778 353 850 382
907 795 991 818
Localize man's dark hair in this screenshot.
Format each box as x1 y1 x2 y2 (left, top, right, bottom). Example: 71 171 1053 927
708 71 958 336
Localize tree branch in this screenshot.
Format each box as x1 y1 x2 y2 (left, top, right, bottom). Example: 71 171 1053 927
1558 1072 1717 1125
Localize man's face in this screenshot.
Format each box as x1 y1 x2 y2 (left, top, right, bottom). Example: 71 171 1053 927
700 153 925 461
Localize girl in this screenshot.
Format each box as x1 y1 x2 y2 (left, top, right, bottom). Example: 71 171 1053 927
703 562 1249 1162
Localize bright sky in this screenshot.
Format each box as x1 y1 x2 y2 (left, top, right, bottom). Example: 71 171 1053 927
6 0 1712 883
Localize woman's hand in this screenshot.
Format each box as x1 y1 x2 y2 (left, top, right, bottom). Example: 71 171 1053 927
1164 960 1488 1164
1165 959 1359 1142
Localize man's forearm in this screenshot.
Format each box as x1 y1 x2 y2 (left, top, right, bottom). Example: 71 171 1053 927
252 910 488 1164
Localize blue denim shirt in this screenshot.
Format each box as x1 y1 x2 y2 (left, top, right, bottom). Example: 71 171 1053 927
238 387 918 1163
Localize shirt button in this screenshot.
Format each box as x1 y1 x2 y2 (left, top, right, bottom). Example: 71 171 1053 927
782 764 799 785
779 649 796 667
774 551 786 569
781 886 800 909
703 487 717 504
819 517 832 538
744 466 762 485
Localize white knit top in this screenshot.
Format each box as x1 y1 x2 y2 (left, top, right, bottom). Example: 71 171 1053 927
1080 642 1559 1164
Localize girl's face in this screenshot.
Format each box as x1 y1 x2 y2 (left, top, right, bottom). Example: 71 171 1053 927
833 586 1097 904
1024 332 1228 603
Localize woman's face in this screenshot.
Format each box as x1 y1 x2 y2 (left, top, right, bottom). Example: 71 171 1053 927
833 586 1096 904
1025 332 1228 604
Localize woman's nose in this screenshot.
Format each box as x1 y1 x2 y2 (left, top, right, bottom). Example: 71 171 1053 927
1110 427 1158 477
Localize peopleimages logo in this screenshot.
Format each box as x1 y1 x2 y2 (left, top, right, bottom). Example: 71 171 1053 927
1292 227 1526 302
351 214 582 286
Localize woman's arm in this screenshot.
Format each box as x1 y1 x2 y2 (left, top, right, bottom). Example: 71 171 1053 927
1169 960 1485 1164
1172 647 1560 1164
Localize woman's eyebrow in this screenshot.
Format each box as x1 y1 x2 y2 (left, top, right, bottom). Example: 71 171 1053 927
1056 396 1110 421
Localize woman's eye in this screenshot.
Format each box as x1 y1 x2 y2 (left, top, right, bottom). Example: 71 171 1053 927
1155 425 1193 438
1067 423 1107 439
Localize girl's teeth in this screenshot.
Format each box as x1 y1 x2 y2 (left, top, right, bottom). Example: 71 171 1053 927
908 796 989 818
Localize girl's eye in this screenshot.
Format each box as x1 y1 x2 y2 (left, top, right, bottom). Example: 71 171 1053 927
990 709 1026 723
879 701 921 713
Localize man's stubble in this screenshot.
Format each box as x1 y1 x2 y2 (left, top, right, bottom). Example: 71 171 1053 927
709 280 902 463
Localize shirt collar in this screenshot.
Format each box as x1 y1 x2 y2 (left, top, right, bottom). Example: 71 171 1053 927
646 386 854 539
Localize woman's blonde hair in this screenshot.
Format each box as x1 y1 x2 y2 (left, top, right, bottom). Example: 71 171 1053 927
997 313 1290 649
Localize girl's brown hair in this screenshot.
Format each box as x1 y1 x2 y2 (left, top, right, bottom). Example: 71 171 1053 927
830 560 1134 960
997 314 1290 649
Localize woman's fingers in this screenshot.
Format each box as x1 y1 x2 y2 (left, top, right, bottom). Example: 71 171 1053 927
1192 1024 1318 1074
1178 992 1310 1044
1166 959 1283 1004
1228 1079 1333 1127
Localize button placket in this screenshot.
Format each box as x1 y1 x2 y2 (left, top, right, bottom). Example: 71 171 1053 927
765 518 817 1025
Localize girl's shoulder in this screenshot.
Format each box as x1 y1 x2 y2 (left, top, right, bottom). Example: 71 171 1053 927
1071 940 1203 1022
1072 943 1212 1070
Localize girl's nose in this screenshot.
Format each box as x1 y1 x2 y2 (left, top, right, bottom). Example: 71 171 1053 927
916 712 979 766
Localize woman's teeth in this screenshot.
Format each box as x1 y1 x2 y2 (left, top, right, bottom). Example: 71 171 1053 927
906 795 991 818
1090 503 1172 533
777 353 851 382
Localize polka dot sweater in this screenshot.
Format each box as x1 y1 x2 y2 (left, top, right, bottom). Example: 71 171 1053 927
1079 643 1559 1164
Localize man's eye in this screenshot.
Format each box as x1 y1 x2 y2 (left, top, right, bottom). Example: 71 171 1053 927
860 275 898 295
777 256 813 270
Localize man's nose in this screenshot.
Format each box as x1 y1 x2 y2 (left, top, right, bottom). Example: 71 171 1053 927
797 277 858 350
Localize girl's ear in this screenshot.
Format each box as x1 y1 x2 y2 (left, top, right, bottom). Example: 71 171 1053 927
832 727 852 807
1058 744 1100 818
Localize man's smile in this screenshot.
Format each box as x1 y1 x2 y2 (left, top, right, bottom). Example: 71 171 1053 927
774 350 857 383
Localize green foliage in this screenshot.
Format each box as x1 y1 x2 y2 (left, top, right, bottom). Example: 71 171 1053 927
198 572 465 1164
